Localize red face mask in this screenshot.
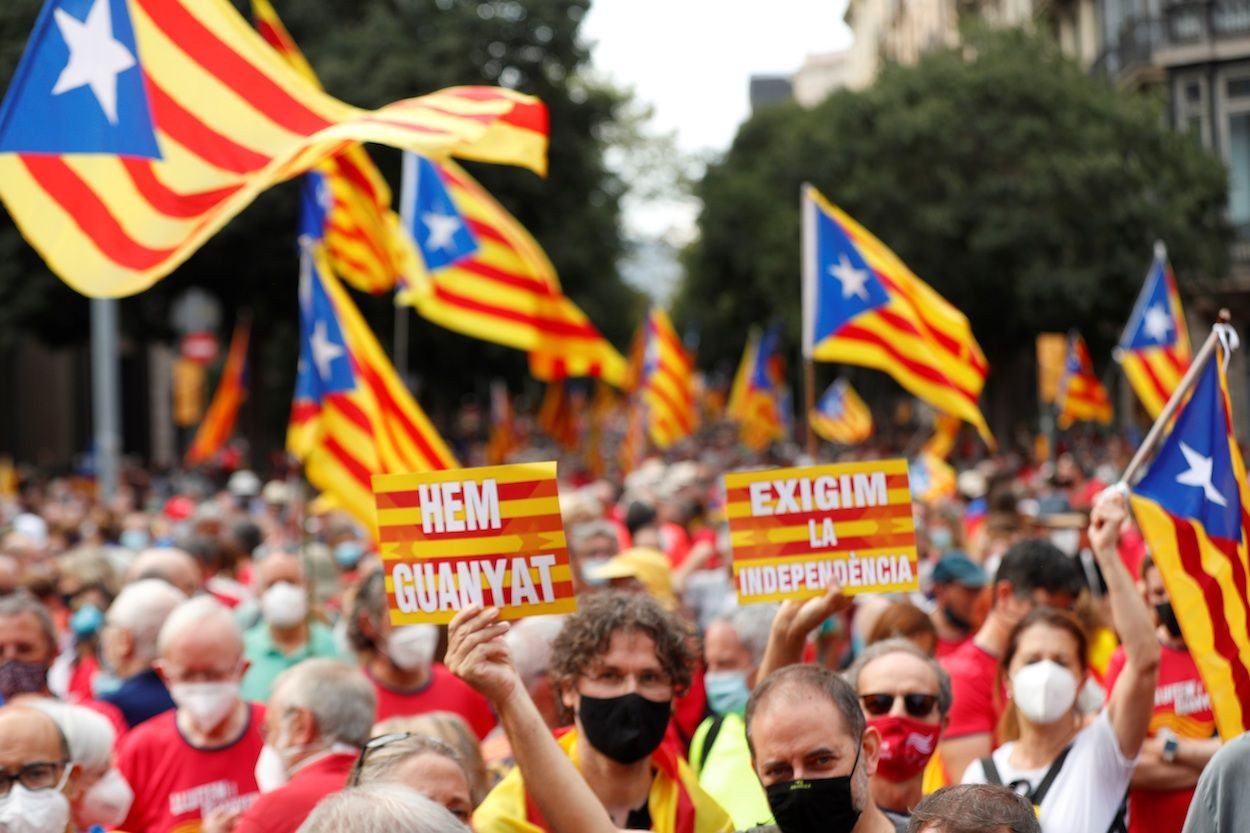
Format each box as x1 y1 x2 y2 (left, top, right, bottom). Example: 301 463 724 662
869 715 941 782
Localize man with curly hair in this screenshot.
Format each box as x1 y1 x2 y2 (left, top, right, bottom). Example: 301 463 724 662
472 591 733 833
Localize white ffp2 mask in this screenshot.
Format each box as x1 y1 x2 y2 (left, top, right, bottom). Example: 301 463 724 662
1011 659 1079 725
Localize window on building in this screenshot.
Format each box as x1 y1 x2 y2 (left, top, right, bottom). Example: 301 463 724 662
1224 71 1250 236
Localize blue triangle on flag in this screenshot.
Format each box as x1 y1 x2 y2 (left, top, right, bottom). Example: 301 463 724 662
1121 257 1179 351
299 172 331 243
401 152 479 271
295 244 356 403
1135 358 1242 541
751 326 780 391
0 0 160 158
809 196 890 343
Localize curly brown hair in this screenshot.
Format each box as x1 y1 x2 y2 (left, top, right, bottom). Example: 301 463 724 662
550 591 695 708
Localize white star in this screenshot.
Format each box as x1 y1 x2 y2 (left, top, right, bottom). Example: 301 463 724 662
1142 304 1173 343
829 254 871 300
51 0 136 125
1176 441 1228 507
310 320 344 382
423 211 462 252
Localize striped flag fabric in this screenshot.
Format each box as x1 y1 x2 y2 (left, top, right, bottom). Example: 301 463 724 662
287 174 456 534
1055 332 1113 429
922 413 962 460
0 0 546 298
1130 347 1250 738
485 380 520 465
801 185 993 445
637 307 697 449
1115 242 1192 419
536 381 582 451
251 0 411 294
185 319 249 465
401 159 628 385
809 379 874 445
910 452 957 504
727 326 784 451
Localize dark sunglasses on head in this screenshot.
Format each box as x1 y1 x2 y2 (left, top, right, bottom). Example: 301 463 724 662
347 732 459 787
860 692 939 718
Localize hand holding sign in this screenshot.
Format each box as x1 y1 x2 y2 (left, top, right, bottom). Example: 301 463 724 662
373 462 577 624
446 606 516 706
724 459 918 604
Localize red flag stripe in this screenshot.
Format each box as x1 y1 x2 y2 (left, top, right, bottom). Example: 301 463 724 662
135 0 334 136
430 284 608 340
463 216 512 249
647 383 694 433
289 400 320 424
322 435 375 491
455 257 559 298
325 393 375 437
145 79 271 175
327 219 389 265
328 153 384 208
835 323 979 405
1175 519 1250 712
1162 346 1187 377
1135 353 1171 403
121 158 241 218
19 156 176 270
354 357 451 468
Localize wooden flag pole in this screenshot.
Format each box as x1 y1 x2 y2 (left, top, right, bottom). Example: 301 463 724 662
1117 309 1232 488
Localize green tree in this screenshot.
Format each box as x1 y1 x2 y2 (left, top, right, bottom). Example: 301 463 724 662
676 28 1228 432
0 0 644 458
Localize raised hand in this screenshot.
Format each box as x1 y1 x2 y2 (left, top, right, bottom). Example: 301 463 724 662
445 605 517 705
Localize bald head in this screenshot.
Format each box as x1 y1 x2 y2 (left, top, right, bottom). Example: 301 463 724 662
0 704 69 770
157 596 243 676
253 551 305 593
126 548 201 597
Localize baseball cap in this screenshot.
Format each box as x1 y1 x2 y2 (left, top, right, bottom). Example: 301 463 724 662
931 552 988 588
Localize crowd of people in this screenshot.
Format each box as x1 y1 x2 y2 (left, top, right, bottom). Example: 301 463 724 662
0 440 1242 832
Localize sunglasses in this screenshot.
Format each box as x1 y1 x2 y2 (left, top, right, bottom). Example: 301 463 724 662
347 732 459 787
860 692 939 718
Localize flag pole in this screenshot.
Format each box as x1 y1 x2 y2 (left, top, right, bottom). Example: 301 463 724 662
1117 309 1231 487
800 183 817 457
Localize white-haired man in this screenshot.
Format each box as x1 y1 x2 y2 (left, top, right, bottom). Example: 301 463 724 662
98 579 187 727
116 596 263 833
234 658 376 833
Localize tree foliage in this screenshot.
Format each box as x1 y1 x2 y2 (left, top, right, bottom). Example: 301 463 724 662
0 0 643 450
675 28 1229 426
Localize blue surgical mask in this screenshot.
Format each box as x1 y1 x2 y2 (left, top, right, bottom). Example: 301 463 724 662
334 541 364 569
70 604 105 639
704 670 751 716
119 529 150 552
929 527 953 551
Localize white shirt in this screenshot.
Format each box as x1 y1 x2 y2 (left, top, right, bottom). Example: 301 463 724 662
962 710 1136 833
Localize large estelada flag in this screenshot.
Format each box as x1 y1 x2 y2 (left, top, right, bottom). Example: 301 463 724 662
727 326 784 451
1116 243 1192 419
637 307 696 449
1055 331 1113 429
1130 348 1250 738
185 319 249 465
0 0 546 298
801 185 993 445
287 174 456 533
809 378 873 445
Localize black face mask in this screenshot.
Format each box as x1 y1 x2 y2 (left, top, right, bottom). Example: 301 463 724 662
578 692 672 764
943 603 973 633
765 750 862 833
1156 602 1184 641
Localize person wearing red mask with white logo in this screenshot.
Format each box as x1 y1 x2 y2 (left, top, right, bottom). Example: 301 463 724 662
845 638 950 828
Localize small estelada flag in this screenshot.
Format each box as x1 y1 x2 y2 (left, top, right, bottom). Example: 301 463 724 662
372 462 577 624
724 459 918 604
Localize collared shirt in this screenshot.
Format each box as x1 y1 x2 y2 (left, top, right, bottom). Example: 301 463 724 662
233 750 358 833
99 667 175 728
240 621 343 703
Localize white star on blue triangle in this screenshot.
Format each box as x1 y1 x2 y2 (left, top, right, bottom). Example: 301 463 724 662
294 244 355 404
1134 358 1241 542
816 380 847 419
811 200 890 343
401 152 478 271
750 326 781 391
1122 257 1178 351
299 172 331 243
0 0 159 158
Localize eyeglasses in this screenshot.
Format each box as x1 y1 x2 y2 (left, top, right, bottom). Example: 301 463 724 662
347 732 459 787
860 692 939 718
0 761 71 797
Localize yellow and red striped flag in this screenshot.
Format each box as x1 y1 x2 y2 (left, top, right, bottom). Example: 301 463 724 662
0 0 546 299
910 452 957 504
1130 343 1250 738
1116 242 1192 419
922 413 962 460
727 326 784 451
637 308 697 449
185 320 249 465
536 382 582 451
1055 332 1113 429
809 379 874 445
402 160 627 385
486 380 520 465
802 186 993 445
288 178 456 534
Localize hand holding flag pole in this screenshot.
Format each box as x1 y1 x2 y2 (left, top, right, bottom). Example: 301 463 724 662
1116 309 1235 489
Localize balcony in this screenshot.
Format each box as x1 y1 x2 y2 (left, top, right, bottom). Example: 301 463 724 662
1093 0 1250 84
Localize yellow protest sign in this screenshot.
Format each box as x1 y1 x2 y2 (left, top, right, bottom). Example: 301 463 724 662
724 459 918 603
372 462 577 624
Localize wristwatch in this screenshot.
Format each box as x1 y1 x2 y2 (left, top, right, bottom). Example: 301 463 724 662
1159 729 1180 763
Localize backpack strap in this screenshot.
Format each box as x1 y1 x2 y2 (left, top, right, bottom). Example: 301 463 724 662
1106 787 1129 833
1028 743 1074 807
979 755 1002 786
697 714 727 774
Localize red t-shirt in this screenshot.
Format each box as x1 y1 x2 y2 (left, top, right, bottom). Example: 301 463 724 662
940 640 1002 740
936 634 971 660
233 751 357 833
1106 642 1216 833
370 663 497 739
116 703 266 833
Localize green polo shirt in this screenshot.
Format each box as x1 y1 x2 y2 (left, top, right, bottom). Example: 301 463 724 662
240 620 344 703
